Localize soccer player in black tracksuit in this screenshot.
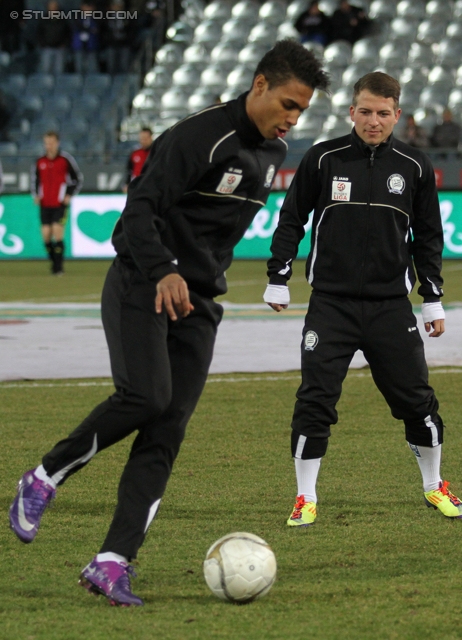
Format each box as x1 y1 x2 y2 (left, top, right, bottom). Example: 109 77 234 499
264 72 462 527
9 40 329 606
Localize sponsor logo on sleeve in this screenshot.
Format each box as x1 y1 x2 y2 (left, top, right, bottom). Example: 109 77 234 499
332 177 351 201
216 172 243 194
387 173 405 194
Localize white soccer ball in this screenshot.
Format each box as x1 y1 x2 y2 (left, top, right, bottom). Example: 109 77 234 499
203 532 277 603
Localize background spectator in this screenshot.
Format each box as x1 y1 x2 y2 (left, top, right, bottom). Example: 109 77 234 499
0 0 25 55
397 114 429 148
0 90 11 141
37 1 71 75
295 1 331 46
71 2 100 74
123 126 153 192
431 109 461 149
102 0 134 74
331 0 370 44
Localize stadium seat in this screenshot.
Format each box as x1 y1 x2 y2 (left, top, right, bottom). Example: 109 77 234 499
305 89 332 117
286 0 307 22
160 87 190 119
155 43 185 71
276 21 299 40
352 37 381 64
400 67 428 93
437 39 462 69
200 63 229 93
165 21 194 46
454 0 462 21
131 89 158 114
221 18 253 45
42 95 72 119
448 88 462 112
231 1 260 22
238 43 271 65
331 87 353 116
0 141 18 156
389 17 418 43
446 22 462 40
18 140 44 156
188 88 220 113
53 73 83 96
369 0 397 21
427 66 455 92
419 86 451 110
172 64 202 92
193 19 222 49
303 41 325 59
291 113 324 141
396 0 427 20
323 41 352 69
407 42 435 68
322 114 352 137
220 88 243 102
399 87 421 113
318 0 340 16
426 0 454 21
60 118 89 142
247 23 278 45
83 74 112 96
227 65 254 92
417 20 448 46
210 42 240 69
60 141 77 155
379 41 409 67
30 117 60 138
413 107 440 135
144 66 172 91
259 1 287 25
26 73 55 96
203 1 233 23
71 95 101 119
19 95 43 121
183 43 210 68
343 62 375 88
3 73 27 97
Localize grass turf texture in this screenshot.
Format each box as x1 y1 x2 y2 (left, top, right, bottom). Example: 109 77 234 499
1 370 462 639
0 259 461 304
0 260 461 638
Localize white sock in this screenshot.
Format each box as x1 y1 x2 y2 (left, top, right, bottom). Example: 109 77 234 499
294 457 322 503
408 442 442 492
34 464 57 490
96 552 128 565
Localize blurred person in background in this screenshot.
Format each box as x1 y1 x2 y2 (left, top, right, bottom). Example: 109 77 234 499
31 131 83 275
295 1 331 46
396 114 429 148
122 127 153 193
0 0 25 55
102 0 135 74
37 0 71 74
71 1 100 73
331 0 370 44
431 109 461 149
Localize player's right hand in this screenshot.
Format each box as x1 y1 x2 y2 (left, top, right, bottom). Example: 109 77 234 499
155 273 194 321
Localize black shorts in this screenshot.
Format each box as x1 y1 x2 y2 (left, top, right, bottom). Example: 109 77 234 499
40 205 67 226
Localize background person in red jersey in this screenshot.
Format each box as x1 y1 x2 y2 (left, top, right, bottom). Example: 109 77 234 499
122 127 153 193
32 131 83 275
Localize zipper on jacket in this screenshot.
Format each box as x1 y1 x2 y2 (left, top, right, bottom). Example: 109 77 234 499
358 148 375 296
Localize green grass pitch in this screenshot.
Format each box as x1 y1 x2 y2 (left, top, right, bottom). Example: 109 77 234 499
0 260 461 640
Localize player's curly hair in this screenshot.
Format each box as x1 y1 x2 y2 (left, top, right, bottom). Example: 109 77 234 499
253 39 330 92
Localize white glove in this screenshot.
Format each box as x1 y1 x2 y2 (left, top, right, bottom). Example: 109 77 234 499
422 301 445 324
263 284 290 306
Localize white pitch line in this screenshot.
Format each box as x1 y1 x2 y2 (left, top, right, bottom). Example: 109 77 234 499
1 368 461 389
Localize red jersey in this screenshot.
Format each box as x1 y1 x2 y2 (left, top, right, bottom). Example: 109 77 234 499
126 146 151 185
32 151 83 208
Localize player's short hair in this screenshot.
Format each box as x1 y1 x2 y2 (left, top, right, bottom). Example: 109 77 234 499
44 130 60 140
352 72 401 109
140 127 153 135
253 39 329 92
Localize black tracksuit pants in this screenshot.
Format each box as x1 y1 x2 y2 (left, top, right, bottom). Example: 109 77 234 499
42 258 223 559
291 291 443 460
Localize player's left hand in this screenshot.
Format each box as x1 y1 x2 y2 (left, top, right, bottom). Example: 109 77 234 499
63 195 71 205
425 319 445 337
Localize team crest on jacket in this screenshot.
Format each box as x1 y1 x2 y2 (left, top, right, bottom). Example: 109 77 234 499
216 171 243 194
387 173 405 194
264 164 275 188
304 330 319 351
332 178 351 201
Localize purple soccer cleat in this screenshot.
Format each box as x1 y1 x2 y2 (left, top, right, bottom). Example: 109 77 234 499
79 557 144 607
9 469 56 543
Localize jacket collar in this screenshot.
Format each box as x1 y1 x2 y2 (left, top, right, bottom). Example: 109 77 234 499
226 92 266 146
350 126 393 158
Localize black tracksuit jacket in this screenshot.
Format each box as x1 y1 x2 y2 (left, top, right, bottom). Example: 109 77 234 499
112 93 287 298
268 128 444 302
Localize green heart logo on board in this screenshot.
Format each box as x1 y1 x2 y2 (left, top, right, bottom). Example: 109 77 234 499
77 210 121 243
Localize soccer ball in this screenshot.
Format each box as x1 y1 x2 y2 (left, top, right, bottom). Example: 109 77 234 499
203 532 277 603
